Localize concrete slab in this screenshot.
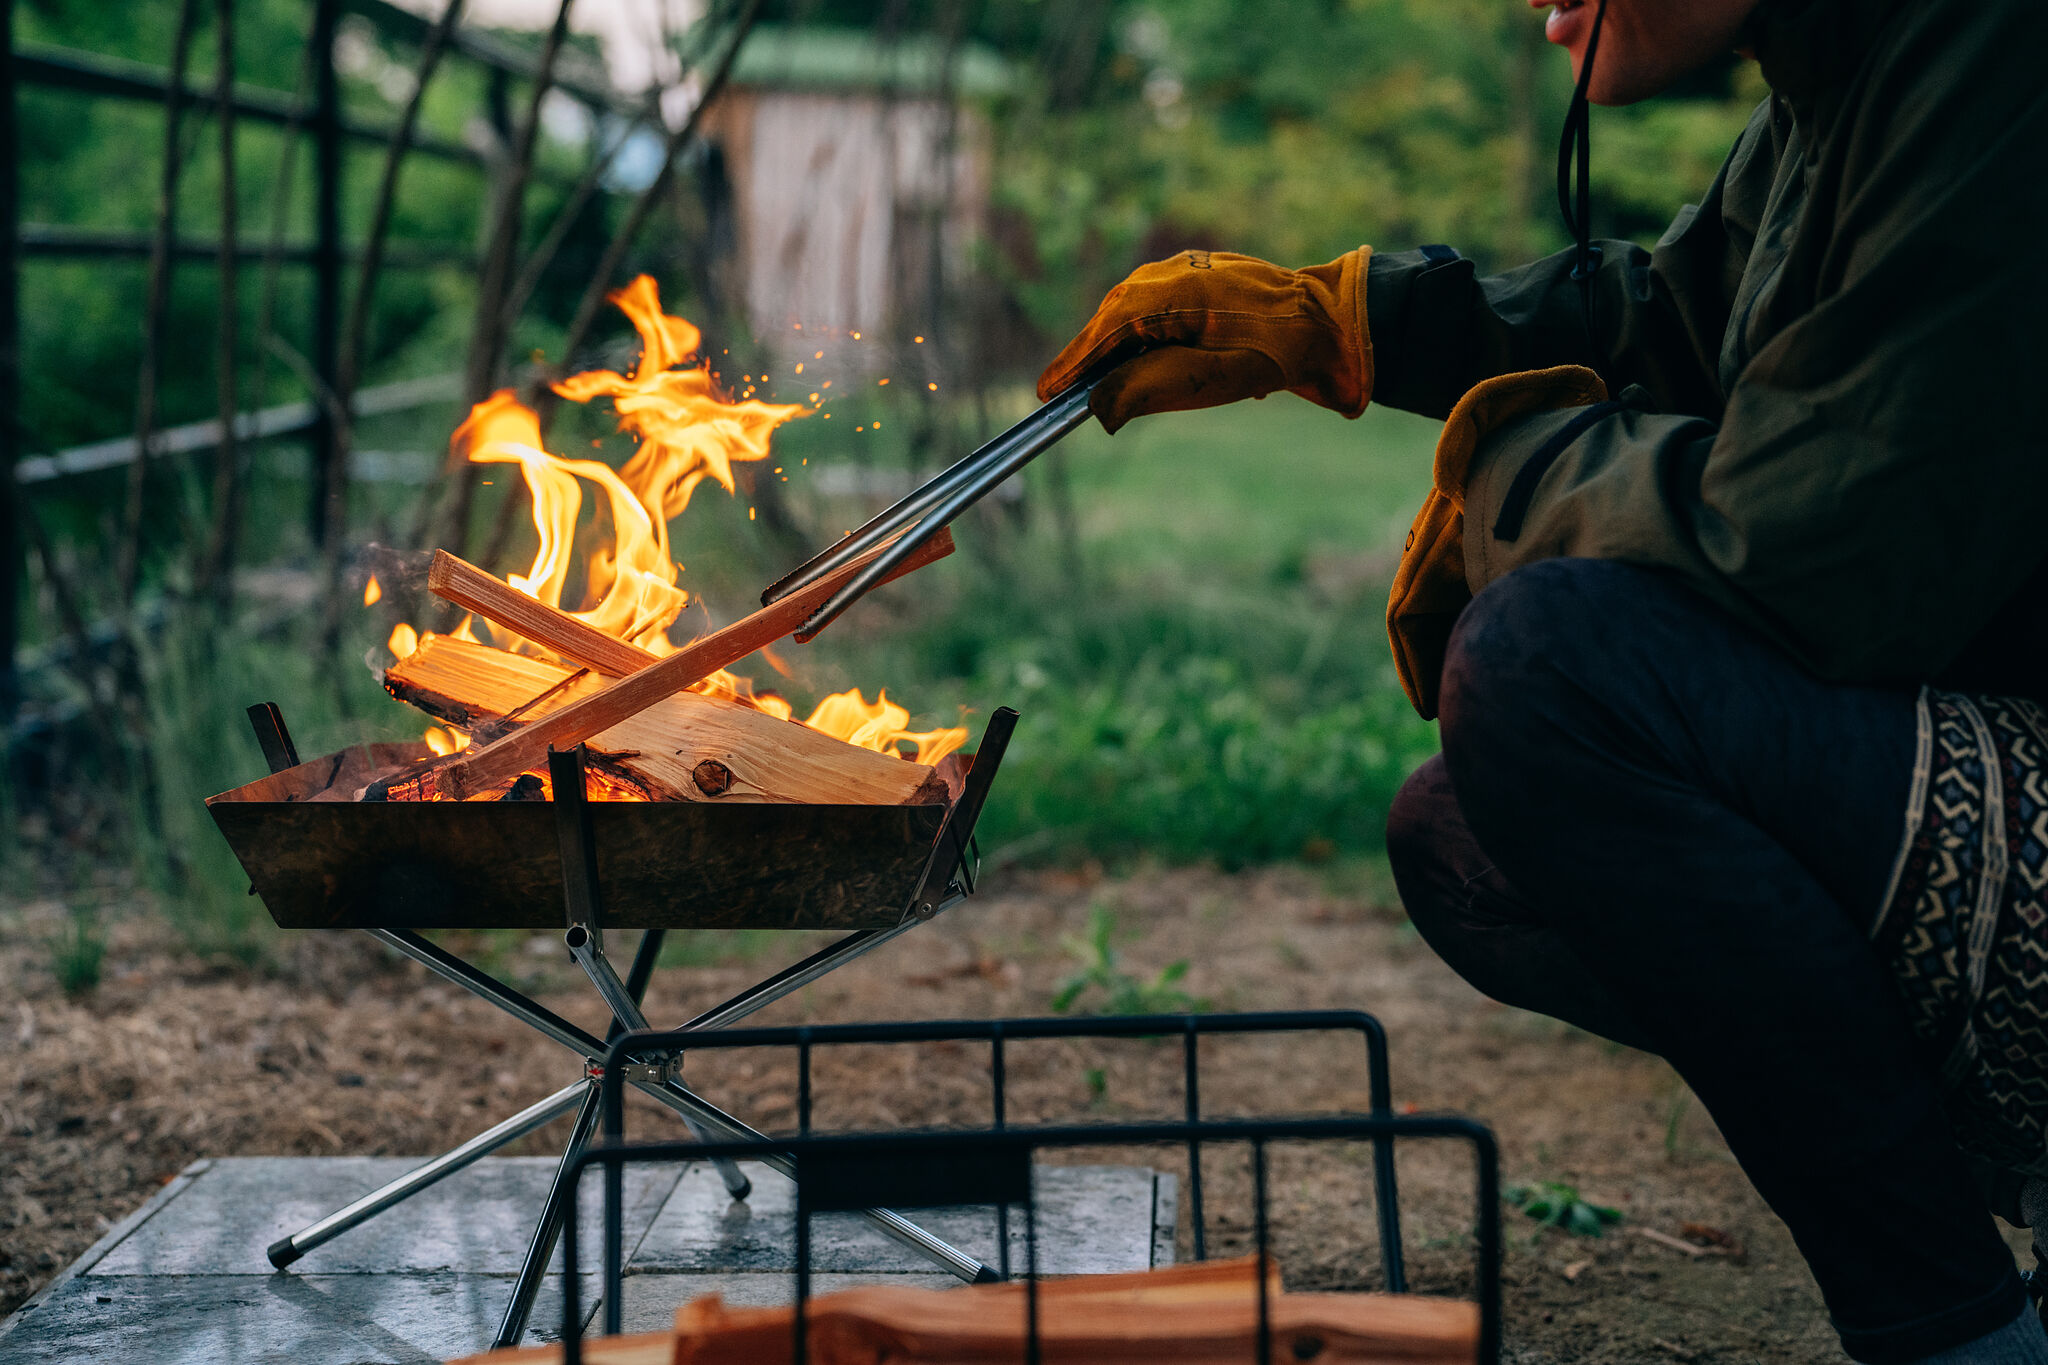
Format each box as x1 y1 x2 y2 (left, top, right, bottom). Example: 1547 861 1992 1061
0 1272 591 1364
0 1156 1173 1365
88 1157 680 1278
629 1160 1167 1276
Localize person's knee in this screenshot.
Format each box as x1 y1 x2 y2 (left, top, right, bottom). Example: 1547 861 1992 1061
1385 756 1452 904
1385 755 1480 946
1438 559 1647 778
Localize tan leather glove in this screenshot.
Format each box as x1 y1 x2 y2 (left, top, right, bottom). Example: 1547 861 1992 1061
1037 247 1374 433
1387 365 1608 719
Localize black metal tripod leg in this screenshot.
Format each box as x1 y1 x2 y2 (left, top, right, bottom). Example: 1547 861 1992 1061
492 1079 603 1349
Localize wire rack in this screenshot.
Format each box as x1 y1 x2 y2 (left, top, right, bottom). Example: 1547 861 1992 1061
558 1010 1502 1363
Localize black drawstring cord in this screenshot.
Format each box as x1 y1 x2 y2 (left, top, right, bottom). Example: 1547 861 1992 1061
1555 0 1611 357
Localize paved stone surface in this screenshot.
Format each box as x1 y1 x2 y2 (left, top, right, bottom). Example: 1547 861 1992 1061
0 1272 590 1364
630 1160 1166 1275
91 1157 681 1277
0 1156 1172 1364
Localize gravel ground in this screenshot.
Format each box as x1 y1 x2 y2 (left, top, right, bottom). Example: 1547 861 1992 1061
3 861 2030 1361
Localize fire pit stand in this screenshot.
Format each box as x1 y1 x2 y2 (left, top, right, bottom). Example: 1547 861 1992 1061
229 702 1018 1349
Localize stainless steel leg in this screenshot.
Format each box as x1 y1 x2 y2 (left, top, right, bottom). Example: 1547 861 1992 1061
680 896 964 1034
631 1074 996 1283
267 1081 590 1269
567 927 752 1201
492 1080 603 1349
369 926 992 1283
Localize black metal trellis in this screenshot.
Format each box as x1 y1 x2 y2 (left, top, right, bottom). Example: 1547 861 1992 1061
0 0 743 713
560 1013 1502 1363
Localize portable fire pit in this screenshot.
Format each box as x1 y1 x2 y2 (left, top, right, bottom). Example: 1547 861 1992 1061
204 701 1016 1350
192 282 1113 1350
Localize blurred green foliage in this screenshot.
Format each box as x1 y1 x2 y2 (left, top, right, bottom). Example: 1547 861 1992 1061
970 0 1765 337
6 0 1771 958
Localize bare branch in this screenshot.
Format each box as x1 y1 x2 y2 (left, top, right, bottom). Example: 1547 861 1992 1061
417 0 578 557
199 0 242 612
554 0 764 375
117 0 202 608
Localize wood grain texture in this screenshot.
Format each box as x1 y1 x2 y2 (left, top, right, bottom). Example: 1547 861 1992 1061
427 527 954 800
661 1258 1480 1365
385 634 942 806
429 549 656 677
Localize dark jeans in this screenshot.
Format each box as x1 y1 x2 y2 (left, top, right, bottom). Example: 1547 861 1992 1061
1386 559 2024 1364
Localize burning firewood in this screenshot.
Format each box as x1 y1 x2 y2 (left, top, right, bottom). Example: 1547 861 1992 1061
413 529 955 801
361 278 969 807
384 635 947 806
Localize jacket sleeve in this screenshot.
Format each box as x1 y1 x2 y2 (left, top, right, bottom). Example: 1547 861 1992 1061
1366 99 1779 422
1455 35 2048 685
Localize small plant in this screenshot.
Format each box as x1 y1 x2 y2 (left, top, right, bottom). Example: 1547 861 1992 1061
1051 904 1204 1016
1507 1180 1623 1239
50 905 107 998
1084 1066 1109 1106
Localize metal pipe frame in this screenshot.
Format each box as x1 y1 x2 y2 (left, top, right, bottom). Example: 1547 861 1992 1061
797 386 1097 639
354 925 993 1286
266 1080 589 1269
565 924 753 1202
492 1082 605 1348
760 381 1098 621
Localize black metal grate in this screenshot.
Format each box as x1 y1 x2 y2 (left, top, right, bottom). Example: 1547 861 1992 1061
562 1011 1502 1363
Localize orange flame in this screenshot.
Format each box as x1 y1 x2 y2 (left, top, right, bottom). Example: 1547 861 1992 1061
804 688 968 766
382 277 968 773
363 573 382 606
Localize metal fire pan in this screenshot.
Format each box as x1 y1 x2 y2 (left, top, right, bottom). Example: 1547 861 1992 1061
206 741 957 932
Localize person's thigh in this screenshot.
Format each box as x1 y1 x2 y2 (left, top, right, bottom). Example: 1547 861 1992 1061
1386 755 1651 1050
1431 559 2019 1358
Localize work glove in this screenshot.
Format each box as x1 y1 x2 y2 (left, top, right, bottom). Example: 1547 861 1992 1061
1386 365 1608 720
1037 247 1375 434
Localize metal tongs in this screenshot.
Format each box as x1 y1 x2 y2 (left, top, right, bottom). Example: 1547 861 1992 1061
762 375 1102 640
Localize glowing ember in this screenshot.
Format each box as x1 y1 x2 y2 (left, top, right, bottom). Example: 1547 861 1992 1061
382 276 969 772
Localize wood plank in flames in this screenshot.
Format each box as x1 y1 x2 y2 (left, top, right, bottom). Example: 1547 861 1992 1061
384 635 945 805
418 528 956 801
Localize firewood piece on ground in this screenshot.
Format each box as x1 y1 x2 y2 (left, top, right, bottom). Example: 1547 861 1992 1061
663 1257 1479 1365
423 528 955 801
428 549 657 677
385 634 944 806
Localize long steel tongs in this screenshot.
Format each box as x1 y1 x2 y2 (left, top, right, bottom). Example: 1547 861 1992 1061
762 375 1101 640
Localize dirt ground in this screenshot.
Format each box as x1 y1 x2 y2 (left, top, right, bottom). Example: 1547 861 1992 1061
4 862 2033 1362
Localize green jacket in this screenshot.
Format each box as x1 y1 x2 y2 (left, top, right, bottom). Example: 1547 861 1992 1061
1365 0 2048 697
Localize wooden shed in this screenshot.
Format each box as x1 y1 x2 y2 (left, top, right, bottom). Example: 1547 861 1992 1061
696 26 1010 364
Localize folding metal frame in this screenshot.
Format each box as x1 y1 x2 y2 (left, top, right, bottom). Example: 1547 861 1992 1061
244 702 1018 1349
559 1011 1503 1364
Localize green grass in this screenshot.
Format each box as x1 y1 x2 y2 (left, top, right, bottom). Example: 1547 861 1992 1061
760 393 1445 867
13 386 1443 964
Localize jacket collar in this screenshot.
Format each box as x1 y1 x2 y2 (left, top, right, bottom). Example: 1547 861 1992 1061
1746 0 1907 109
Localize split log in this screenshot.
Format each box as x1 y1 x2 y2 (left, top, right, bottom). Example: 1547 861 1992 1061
428 549 656 677
446 1258 1480 1365
423 528 955 800
384 634 944 806
669 1278 1479 1364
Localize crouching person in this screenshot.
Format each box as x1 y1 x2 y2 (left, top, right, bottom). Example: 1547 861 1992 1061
1040 0 2048 1358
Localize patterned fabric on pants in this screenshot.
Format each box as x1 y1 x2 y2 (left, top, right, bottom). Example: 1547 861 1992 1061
1877 688 2048 1174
